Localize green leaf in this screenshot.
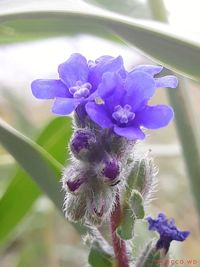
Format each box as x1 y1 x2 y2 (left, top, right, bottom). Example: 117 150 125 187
127 159 147 193
0 118 63 209
37 117 72 165
0 1 199 80
1 88 36 137
0 117 72 244
129 190 145 219
0 173 41 245
88 248 113 267
117 206 135 240
83 0 152 19
117 189 145 240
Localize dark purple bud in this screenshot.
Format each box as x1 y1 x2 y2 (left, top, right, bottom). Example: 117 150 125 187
101 158 120 183
62 164 88 194
70 129 97 161
66 178 85 193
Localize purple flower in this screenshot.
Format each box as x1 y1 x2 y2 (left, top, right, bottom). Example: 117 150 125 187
147 213 190 252
31 53 125 115
86 65 178 140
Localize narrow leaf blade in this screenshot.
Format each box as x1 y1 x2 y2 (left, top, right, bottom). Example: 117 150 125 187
0 118 63 210
0 1 200 80
0 117 72 244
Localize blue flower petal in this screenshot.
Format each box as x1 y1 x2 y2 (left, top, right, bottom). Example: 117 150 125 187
135 105 174 129
124 71 156 111
95 55 114 64
52 97 78 115
58 53 89 87
104 81 126 114
155 75 178 88
131 65 163 76
147 213 190 252
113 125 145 140
97 72 119 98
88 55 125 89
175 230 190 241
85 102 113 128
31 79 69 99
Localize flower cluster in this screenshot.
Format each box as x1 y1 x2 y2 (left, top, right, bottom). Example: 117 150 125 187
31 54 179 224
31 53 178 140
147 213 190 252
31 54 190 263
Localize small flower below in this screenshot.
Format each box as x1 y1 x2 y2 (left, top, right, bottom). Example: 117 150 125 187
147 213 190 253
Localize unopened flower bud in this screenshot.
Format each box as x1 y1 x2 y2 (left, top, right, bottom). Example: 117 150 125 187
86 185 116 225
66 178 85 193
70 129 98 161
62 164 87 194
99 157 120 186
102 160 119 180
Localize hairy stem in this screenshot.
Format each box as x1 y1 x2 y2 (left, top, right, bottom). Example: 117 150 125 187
110 193 130 267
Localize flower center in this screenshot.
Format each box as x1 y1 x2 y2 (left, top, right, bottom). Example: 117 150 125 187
69 81 92 99
112 104 135 124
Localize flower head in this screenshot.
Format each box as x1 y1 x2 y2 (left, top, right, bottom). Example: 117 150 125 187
31 54 178 140
147 213 190 252
31 53 125 115
86 65 178 140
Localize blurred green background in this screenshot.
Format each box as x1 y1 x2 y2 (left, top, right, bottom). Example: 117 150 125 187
0 0 200 266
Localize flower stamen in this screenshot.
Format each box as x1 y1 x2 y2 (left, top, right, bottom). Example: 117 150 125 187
69 81 92 99
112 104 135 124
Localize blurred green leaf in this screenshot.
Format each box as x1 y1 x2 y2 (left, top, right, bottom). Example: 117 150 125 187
0 117 72 244
167 77 200 220
83 0 152 19
0 1 199 80
88 248 113 267
148 0 200 221
36 117 72 165
0 119 63 208
0 154 15 184
1 88 36 137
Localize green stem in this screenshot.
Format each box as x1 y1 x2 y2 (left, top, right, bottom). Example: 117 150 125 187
148 0 200 220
